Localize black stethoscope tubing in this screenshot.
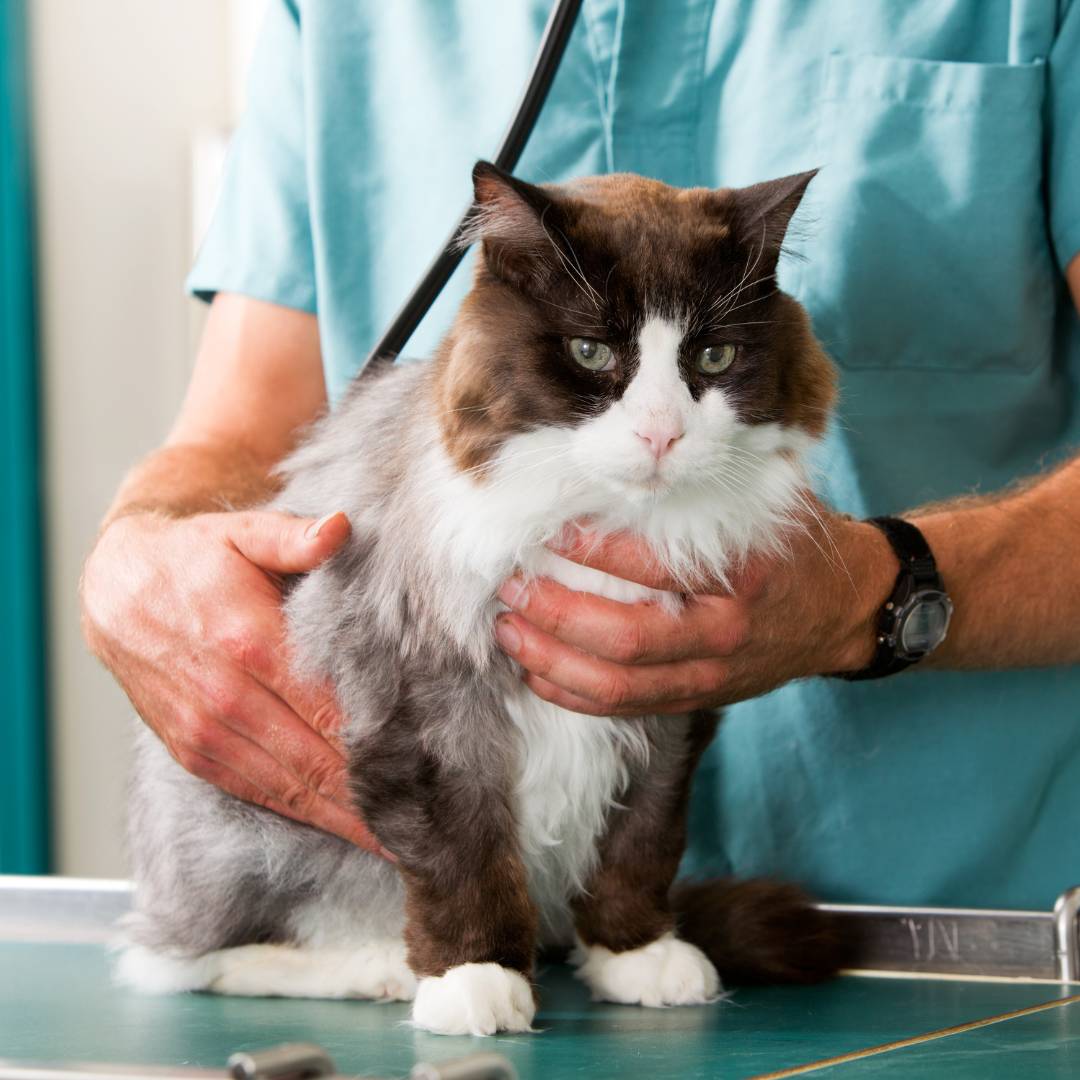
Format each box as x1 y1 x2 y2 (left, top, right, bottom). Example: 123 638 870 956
360 0 584 376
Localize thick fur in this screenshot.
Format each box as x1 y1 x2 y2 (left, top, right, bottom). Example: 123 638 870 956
123 164 845 1034
671 880 853 986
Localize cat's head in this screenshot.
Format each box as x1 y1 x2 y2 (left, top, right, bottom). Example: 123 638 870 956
432 162 836 573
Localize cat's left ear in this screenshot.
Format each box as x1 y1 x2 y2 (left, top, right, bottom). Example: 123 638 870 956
729 169 818 266
462 161 562 289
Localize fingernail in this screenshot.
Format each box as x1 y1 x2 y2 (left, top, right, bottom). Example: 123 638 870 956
495 616 523 656
306 511 343 540
498 578 529 611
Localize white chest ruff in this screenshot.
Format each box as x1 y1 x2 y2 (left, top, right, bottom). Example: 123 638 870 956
504 689 646 942
505 550 658 941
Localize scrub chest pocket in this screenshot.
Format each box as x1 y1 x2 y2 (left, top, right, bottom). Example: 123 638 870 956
794 54 1053 374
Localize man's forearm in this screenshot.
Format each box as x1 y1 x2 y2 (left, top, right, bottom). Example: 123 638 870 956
908 456 1080 670
103 440 280 528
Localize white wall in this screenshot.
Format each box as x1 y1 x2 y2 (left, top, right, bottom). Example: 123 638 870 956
30 0 264 876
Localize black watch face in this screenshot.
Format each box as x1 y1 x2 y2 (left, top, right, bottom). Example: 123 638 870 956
897 590 953 658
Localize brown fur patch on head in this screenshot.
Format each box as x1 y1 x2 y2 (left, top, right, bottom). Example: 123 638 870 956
771 293 837 438
435 162 835 472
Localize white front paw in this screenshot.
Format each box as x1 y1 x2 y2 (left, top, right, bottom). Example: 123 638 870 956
411 963 536 1036
573 932 721 1007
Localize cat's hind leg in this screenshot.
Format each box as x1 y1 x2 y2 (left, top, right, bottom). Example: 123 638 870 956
211 940 416 1000
116 939 416 1001
114 944 223 994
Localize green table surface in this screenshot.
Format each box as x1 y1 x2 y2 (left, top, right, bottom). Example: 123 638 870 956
3 943 1079 1079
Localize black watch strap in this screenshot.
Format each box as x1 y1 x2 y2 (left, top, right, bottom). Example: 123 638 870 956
834 516 947 682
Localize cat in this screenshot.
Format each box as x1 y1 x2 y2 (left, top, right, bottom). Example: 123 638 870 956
118 161 845 1036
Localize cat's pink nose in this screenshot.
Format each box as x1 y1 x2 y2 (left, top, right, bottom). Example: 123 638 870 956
635 426 684 460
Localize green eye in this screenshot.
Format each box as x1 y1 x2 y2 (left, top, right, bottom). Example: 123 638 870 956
568 338 614 372
696 343 737 374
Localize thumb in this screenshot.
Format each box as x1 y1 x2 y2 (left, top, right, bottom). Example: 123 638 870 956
226 510 351 574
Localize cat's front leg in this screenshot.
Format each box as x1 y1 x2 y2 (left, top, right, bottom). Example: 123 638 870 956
351 689 538 1036
400 862 537 1036
572 711 722 1008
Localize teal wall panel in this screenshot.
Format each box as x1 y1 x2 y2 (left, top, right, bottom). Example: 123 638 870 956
0 0 50 872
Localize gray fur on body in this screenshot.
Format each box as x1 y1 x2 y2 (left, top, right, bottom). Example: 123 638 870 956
125 363 652 957
123 165 846 1011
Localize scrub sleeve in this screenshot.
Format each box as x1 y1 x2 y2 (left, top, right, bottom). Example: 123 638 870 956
1049 0 1080 273
188 0 315 313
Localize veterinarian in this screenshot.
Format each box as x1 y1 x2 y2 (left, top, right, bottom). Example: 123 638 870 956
83 2 1080 910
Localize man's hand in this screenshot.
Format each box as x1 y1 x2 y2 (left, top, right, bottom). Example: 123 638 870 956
494 507 897 717
81 507 388 856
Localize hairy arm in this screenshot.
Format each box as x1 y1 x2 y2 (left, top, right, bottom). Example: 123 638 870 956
493 256 1080 714
912 255 1080 669
83 294 385 853
906 257 1080 669
914 456 1080 669
105 293 326 522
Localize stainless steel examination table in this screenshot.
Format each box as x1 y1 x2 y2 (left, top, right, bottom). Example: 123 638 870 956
3 877 1079 1079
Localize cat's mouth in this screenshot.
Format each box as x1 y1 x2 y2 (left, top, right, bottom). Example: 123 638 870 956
610 462 678 500
633 449 682 486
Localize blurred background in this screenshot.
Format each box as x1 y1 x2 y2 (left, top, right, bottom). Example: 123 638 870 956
2 0 267 878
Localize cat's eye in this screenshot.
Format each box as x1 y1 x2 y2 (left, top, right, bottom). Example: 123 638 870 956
695 344 737 374
568 337 615 372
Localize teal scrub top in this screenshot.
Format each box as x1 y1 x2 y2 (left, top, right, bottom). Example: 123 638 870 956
189 0 1080 911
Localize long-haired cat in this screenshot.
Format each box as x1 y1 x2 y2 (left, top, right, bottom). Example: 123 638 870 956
120 162 845 1035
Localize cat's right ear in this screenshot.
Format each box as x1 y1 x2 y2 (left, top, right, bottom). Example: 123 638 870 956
462 161 558 290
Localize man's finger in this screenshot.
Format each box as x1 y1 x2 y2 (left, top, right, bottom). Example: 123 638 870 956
206 676 354 808
221 610 348 743
499 576 743 664
181 748 389 856
278 679 346 742
549 527 714 592
523 673 709 718
225 509 351 575
182 719 370 845
495 612 723 714
522 674 628 717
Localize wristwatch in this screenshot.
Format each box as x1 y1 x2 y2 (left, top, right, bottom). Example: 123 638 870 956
836 516 953 681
